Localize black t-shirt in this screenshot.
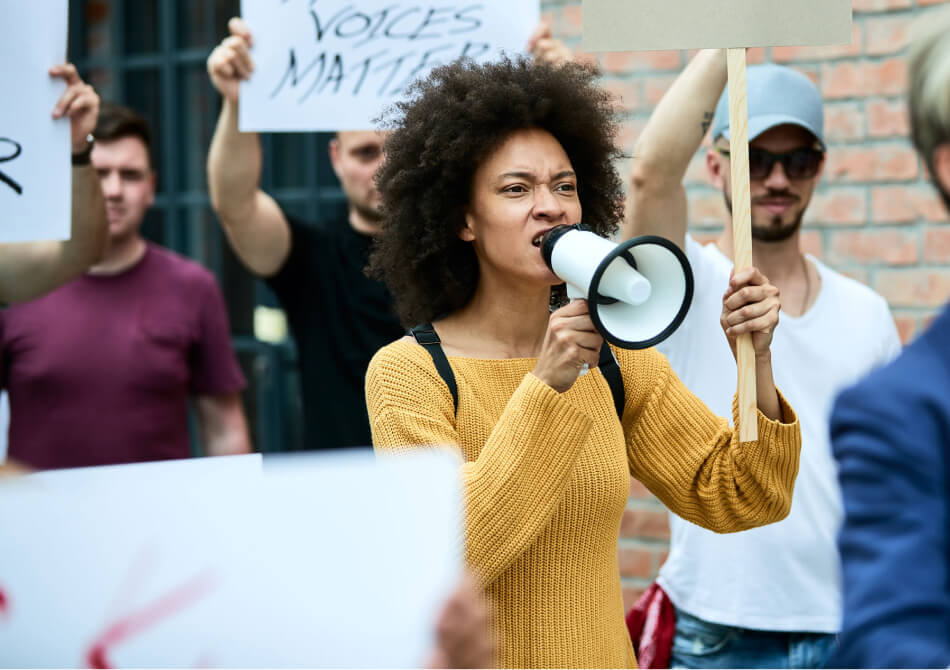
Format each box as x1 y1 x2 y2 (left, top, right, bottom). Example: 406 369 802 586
266 216 403 450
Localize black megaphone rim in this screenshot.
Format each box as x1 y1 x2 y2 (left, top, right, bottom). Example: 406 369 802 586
587 234 694 350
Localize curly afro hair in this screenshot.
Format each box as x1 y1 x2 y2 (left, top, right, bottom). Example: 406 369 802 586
369 56 625 327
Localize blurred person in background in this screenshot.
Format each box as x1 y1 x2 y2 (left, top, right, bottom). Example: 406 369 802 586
206 17 568 452
831 9 950 667
0 102 250 470
626 51 900 668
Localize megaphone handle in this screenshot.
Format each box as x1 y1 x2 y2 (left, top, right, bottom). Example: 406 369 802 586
566 283 586 301
727 48 759 443
564 284 590 376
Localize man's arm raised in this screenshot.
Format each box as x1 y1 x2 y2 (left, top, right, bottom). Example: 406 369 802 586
624 49 728 249
206 17 290 278
0 64 107 303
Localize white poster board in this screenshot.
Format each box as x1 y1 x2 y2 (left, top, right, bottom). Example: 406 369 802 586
239 0 540 131
0 450 461 668
0 0 71 242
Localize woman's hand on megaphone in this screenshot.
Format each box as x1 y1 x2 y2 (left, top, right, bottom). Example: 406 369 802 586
720 267 781 361
533 300 604 393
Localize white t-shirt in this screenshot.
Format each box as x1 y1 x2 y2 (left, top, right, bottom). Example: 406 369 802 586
655 235 901 633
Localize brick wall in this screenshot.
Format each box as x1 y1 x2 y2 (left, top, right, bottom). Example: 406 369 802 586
538 0 950 609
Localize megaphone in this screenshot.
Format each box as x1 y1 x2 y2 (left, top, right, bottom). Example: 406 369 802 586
540 224 694 349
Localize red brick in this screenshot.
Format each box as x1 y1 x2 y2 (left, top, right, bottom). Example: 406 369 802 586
828 229 919 265
604 79 642 113
822 59 908 99
874 269 950 307
746 48 767 65
871 185 947 223
622 586 645 612
804 187 868 226
644 74 678 106
689 192 729 226
629 478 657 500
684 153 711 187
891 311 919 344
824 102 866 142
924 227 950 262
600 50 682 74
823 145 919 182
620 508 671 541
800 230 825 258
618 548 653 578
865 16 912 56
771 26 862 62
558 4 583 37
868 100 910 138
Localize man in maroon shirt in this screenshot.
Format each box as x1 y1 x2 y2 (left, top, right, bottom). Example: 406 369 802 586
0 103 250 469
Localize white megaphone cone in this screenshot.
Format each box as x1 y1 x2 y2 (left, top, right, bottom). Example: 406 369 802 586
540 224 693 350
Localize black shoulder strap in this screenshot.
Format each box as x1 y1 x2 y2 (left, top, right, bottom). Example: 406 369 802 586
598 342 626 421
409 323 623 422
409 323 458 414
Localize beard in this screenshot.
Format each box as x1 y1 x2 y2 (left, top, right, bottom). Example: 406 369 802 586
723 189 805 243
352 199 383 224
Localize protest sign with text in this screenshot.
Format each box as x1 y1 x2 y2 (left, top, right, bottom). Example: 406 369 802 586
239 0 540 131
0 0 70 243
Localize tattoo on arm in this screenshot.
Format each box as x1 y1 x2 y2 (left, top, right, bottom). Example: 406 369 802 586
701 111 714 136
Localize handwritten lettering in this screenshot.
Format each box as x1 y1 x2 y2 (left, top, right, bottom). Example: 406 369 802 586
0 138 23 196
272 39 491 101
271 2 490 103
242 0 535 130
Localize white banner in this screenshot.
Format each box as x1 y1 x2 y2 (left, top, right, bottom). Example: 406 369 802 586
0 450 462 667
239 0 540 131
0 0 70 242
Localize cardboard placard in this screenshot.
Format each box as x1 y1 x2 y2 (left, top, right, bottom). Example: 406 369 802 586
582 0 852 52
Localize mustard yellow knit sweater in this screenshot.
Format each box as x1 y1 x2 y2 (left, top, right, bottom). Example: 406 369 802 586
366 340 801 669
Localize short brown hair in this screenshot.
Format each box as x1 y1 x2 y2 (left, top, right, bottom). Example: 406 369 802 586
94 102 154 168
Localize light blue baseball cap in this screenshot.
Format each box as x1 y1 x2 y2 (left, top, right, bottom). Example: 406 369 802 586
711 63 826 150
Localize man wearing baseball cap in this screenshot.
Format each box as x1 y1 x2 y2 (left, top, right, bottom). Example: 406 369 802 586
624 52 901 667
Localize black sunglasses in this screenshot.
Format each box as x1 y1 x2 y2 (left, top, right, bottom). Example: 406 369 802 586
718 147 824 180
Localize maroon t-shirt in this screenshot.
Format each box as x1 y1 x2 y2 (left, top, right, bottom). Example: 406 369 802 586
0 244 246 469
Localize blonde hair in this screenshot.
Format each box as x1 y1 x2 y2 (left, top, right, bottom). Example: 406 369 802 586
909 7 950 179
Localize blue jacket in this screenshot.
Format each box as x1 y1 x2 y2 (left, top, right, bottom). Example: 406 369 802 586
831 304 950 668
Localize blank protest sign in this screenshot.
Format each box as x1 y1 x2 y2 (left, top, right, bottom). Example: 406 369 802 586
582 0 852 52
239 0 540 131
0 0 70 243
0 450 461 668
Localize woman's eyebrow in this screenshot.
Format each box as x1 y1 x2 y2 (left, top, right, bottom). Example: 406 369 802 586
496 170 576 181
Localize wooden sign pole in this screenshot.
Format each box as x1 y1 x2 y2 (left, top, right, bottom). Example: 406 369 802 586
726 48 758 443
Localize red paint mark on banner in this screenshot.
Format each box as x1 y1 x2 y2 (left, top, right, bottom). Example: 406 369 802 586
85 571 216 669
0 584 9 619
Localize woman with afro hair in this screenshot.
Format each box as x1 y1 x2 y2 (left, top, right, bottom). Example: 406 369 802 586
365 56 801 668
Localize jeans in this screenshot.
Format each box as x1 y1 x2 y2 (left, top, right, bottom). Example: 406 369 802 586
670 608 837 669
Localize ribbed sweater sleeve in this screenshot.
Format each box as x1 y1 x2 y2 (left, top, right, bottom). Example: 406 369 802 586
366 341 593 587
619 347 802 533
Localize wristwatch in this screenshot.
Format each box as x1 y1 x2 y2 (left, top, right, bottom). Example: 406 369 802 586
72 133 95 166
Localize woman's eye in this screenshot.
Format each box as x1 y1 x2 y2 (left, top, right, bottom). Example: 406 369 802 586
555 182 577 193
503 185 527 193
